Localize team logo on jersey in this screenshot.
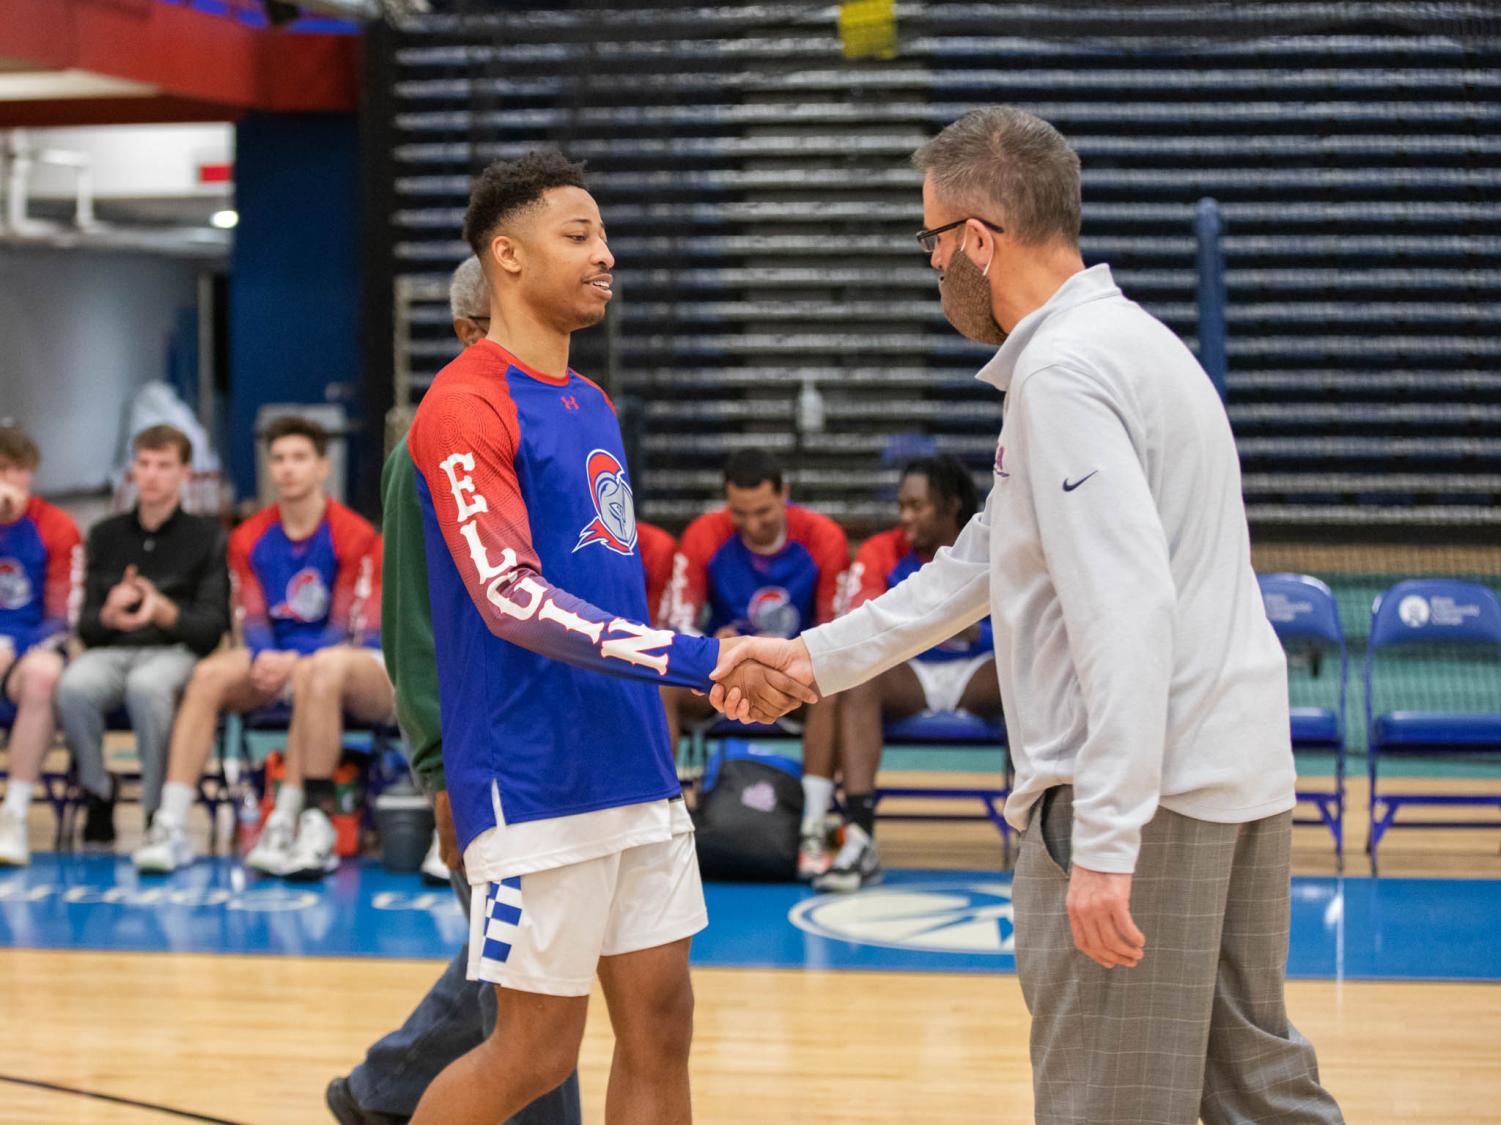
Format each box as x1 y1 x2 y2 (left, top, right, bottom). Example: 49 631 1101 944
0 558 32 610
747 586 801 638
273 567 330 622
575 448 638 556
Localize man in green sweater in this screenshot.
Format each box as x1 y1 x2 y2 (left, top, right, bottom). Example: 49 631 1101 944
326 257 581 1125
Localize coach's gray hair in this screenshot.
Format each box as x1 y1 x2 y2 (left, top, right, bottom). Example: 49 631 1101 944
448 255 488 320
912 106 1082 249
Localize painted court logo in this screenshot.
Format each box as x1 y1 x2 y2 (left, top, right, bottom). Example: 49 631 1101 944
575 448 638 556
789 880 1016 955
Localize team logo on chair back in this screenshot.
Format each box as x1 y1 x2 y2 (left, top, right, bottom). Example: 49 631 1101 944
0 559 31 610
275 567 330 622
575 448 638 556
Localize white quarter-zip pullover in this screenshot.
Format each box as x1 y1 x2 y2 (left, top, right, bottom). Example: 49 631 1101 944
801 264 1295 872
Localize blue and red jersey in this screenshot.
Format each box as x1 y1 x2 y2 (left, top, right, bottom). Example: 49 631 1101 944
229 499 382 657
406 340 719 849
636 520 676 627
0 496 81 654
665 505 848 638
846 527 993 662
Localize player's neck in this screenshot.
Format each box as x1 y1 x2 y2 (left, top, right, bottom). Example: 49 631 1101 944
278 492 328 539
485 307 570 381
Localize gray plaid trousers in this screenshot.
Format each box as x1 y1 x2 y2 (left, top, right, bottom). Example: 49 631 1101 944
1012 786 1345 1124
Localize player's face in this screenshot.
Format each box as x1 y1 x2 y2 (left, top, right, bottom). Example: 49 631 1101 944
726 480 788 550
0 458 33 505
516 186 614 332
897 472 956 555
132 445 190 508
268 435 328 503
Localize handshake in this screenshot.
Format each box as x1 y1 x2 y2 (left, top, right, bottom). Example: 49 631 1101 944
706 635 821 725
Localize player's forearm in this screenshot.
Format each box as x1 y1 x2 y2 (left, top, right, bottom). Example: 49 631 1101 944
479 564 719 691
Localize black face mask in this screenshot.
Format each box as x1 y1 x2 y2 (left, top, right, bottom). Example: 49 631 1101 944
939 241 1008 346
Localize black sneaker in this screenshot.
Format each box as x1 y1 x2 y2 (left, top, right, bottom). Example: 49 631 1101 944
81 786 117 848
325 1076 410 1125
813 824 882 893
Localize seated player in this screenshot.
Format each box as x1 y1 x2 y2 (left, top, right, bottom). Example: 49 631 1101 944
822 455 1002 892
0 426 82 867
661 449 849 879
132 415 391 878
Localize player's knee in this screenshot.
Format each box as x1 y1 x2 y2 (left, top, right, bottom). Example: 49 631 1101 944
302 648 348 697
16 653 62 704
481 1026 578 1096
622 977 695 1066
186 657 232 700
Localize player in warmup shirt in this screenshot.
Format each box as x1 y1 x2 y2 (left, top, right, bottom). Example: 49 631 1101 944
637 518 676 625
132 416 391 879
0 426 81 866
662 448 849 879
824 455 1003 891
402 153 811 1124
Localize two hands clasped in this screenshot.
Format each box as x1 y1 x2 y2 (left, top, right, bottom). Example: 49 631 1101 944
98 565 179 634
705 634 1148 971
702 634 820 725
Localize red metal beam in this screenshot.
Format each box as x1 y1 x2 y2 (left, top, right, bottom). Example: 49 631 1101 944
0 0 358 116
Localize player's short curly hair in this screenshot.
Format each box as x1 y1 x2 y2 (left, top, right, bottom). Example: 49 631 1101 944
0 425 39 470
462 150 589 256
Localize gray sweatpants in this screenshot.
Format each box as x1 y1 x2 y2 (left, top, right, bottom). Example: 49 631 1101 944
1012 786 1344 1125
56 645 198 813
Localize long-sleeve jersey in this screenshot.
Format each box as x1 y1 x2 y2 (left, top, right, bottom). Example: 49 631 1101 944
229 500 381 657
637 520 676 627
405 339 719 858
800 264 1295 874
0 496 81 654
845 527 992 662
664 505 848 637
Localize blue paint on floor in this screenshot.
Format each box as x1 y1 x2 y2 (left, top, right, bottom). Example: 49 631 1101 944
1 854 1497 982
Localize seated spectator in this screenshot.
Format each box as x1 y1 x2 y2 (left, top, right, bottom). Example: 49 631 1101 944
823 455 1002 892
0 426 82 866
661 449 848 879
133 416 391 879
57 425 228 845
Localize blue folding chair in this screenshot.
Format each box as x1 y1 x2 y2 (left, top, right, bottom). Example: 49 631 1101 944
1258 573 1347 869
874 712 1011 850
1364 578 1501 872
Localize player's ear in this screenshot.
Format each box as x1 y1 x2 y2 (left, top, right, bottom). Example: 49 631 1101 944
489 233 523 277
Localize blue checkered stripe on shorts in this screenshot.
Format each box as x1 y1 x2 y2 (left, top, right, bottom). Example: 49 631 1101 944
479 876 524 971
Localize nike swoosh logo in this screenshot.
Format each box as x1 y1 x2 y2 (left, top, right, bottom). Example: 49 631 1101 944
1062 471 1098 492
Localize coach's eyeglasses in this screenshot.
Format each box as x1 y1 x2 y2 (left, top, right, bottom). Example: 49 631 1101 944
915 217 1005 255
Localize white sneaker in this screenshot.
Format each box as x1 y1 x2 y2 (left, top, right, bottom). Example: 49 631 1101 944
813 823 882 894
0 807 29 867
132 818 195 874
246 814 296 876
283 808 339 882
420 831 449 885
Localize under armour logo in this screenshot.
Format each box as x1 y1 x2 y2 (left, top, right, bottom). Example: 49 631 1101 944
561 395 580 411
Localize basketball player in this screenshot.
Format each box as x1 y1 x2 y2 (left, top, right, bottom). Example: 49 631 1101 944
400 152 812 1124
660 449 848 880
825 454 1002 891
132 415 390 879
0 426 81 866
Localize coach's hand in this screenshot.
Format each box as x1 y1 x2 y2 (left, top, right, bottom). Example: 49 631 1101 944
1067 865 1146 969
433 789 461 874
